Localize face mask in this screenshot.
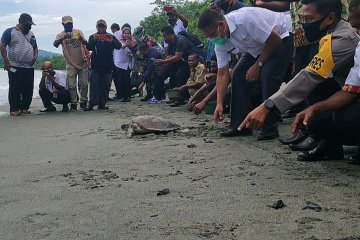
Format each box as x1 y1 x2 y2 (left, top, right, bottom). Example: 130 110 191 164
302 15 329 43
20 22 31 34
64 23 73 33
209 36 227 46
168 18 177 25
208 26 227 47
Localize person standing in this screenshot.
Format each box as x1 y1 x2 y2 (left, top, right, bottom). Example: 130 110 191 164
113 27 137 102
0 13 38 116
84 19 121 111
53 16 89 111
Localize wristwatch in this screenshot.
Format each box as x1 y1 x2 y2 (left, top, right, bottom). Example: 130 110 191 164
264 99 276 111
257 61 263 68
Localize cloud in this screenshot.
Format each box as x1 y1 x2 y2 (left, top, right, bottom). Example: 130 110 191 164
0 0 155 52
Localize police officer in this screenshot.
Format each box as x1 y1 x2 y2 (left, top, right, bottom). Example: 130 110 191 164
239 0 359 145
290 0 360 163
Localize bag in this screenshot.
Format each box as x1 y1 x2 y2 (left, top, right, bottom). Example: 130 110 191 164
177 31 204 49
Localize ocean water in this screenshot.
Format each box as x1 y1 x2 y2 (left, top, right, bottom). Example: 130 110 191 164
0 70 42 105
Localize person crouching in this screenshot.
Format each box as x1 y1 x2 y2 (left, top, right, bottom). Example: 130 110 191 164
39 61 70 112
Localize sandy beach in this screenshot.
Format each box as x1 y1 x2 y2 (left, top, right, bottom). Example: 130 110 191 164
0 96 360 240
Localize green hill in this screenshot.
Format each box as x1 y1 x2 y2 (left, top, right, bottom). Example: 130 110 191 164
0 49 65 70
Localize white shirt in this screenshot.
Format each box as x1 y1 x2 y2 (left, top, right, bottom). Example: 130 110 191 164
45 71 67 93
173 19 187 34
215 7 292 68
343 42 360 93
113 31 134 70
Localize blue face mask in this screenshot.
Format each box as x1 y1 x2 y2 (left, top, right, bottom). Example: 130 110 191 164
63 23 73 33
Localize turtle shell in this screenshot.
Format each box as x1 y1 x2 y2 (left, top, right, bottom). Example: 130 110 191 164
131 115 179 132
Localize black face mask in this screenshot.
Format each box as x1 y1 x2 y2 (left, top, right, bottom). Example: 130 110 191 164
302 15 329 43
20 22 31 34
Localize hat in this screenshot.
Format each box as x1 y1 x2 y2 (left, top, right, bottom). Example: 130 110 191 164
19 13 35 25
96 19 107 27
62 16 73 24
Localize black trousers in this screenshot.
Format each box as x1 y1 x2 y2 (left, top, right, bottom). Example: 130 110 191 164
230 36 294 135
145 68 167 100
309 101 360 148
168 61 190 89
109 66 120 98
89 70 112 107
117 67 132 99
8 67 34 112
39 88 70 108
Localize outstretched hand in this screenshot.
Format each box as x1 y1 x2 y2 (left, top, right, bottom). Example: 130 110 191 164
238 104 269 131
291 108 315 136
213 104 224 123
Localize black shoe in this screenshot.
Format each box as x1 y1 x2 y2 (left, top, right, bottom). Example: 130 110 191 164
84 105 93 111
221 128 253 137
40 106 56 112
121 98 131 102
70 104 77 111
98 105 109 110
279 131 308 145
80 102 87 109
257 131 279 141
107 97 115 101
62 105 69 112
297 140 343 161
290 136 320 151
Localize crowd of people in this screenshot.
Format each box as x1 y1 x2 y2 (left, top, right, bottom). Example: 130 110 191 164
1 0 359 164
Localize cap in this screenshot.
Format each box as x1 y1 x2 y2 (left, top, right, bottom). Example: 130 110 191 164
96 19 107 27
62 16 73 24
19 13 35 25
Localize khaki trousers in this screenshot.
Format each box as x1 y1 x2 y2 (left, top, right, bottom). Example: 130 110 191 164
66 67 89 103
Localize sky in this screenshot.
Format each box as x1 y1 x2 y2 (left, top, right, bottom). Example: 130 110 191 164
0 0 155 53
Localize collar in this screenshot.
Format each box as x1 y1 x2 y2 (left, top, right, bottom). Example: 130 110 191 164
224 15 236 35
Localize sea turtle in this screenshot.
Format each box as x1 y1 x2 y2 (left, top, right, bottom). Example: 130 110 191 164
121 115 179 136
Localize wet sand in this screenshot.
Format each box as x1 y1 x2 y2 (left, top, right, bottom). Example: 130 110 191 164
0 96 360 240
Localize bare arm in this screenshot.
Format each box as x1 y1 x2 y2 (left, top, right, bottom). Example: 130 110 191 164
189 83 210 103
213 65 230 122
53 36 64 48
173 10 189 28
255 0 290 12
32 47 38 65
246 30 282 82
0 43 11 70
155 52 183 65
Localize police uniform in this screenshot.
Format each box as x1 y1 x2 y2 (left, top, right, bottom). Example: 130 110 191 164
309 42 360 151
270 20 359 113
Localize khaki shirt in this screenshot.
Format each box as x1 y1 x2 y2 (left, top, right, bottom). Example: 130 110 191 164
270 20 360 113
187 63 207 97
55 29 88 69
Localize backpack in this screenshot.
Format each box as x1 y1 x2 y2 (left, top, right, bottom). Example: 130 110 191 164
177 31 204 49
